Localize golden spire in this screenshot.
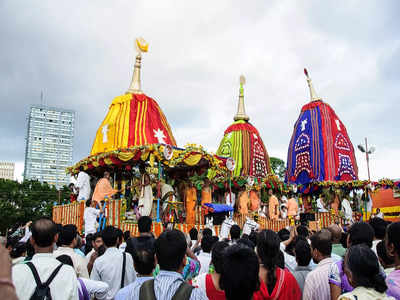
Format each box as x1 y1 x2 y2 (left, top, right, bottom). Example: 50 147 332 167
234 75 250 121
304 68 321 102
127 38 149 94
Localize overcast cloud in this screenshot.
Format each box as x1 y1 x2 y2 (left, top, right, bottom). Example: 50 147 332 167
1 1 399 181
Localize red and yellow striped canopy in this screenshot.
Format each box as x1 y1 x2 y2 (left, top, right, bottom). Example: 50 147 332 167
91 93 176 155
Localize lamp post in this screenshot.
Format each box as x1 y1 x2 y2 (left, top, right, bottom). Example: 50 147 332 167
357 138 375 181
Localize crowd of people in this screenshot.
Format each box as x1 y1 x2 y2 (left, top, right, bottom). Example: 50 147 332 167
2 210 400 300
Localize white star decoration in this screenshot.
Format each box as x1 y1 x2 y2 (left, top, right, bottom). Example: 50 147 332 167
301 119 307 131
101 124 109 143
153 128 167 144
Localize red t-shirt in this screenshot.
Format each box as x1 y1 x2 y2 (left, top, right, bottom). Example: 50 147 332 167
206 274 226 300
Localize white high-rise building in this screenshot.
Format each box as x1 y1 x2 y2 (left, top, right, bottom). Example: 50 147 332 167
24 105 75 189
0 162 15 180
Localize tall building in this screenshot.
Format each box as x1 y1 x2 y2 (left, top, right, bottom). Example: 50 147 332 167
24 105 75 189
0 162 15 180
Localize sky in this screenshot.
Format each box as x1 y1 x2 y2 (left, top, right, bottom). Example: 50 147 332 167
1 1 399 182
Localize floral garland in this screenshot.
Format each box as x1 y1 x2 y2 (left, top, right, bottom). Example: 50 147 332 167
210 174 284 192
207 174 400 195
66 144 227 175
301 178 400 193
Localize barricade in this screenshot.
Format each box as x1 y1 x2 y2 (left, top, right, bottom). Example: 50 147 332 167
233 213 290 232
53 202 342 235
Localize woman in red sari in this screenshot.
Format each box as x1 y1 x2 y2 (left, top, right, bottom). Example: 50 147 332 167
254 230 301 300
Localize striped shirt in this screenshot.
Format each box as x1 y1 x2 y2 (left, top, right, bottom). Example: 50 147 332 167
135 270 208 300
303 257 333 300
115 276 152 300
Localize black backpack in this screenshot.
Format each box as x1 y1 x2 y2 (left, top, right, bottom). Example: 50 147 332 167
139 279 194 300
26 262 63 300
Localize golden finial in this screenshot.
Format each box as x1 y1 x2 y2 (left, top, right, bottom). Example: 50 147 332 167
135 37 149 54
234 74 250 121
304 68 321 102
127 38 149 94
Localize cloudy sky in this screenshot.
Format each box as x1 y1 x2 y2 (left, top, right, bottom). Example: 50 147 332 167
1 1 399 181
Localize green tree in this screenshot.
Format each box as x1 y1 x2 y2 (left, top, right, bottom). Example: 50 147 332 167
0 179 70 234
270 157 286 180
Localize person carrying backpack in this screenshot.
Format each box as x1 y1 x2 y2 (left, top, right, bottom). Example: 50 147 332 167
137 229 207 300
12 218 78 300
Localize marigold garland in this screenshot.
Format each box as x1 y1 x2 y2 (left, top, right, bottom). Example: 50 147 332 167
66 144 228 176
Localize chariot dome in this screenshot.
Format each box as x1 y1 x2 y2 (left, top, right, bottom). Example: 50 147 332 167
286 69 358 185
216 76 271 178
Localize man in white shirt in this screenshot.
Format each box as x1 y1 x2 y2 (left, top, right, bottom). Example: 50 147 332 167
76 167 91 201
12 218 78 300
303 229 333 300
316 197 328 212
341 197 353 225
53 224 89 278
197 235 215 275
84 200 103 237
91 226 136 300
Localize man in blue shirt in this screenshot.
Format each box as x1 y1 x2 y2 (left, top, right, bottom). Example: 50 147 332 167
134 229 207 300
114 246 155 300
